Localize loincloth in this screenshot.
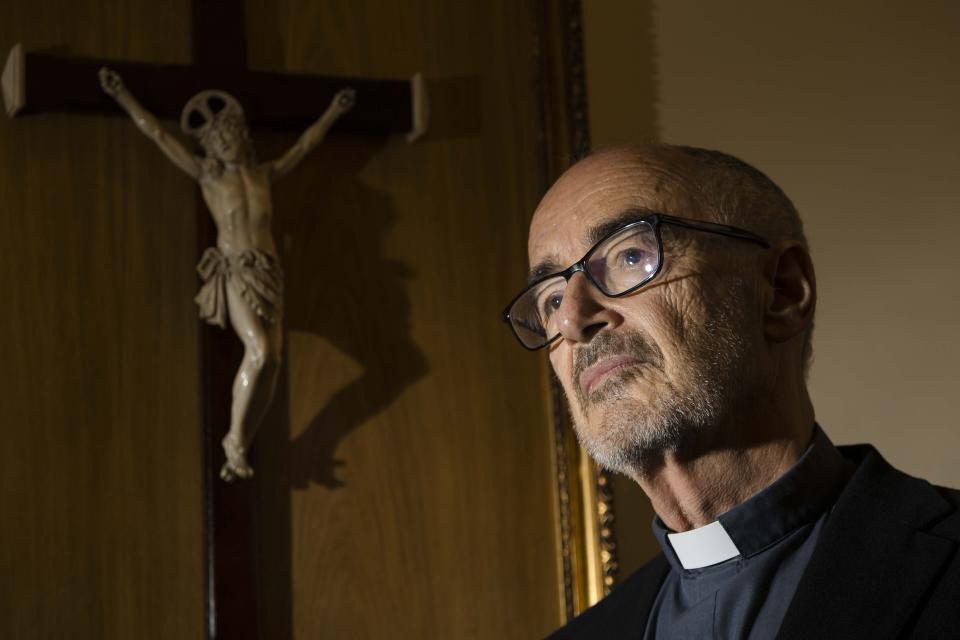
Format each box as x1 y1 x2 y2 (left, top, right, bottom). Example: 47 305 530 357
194 247 284 328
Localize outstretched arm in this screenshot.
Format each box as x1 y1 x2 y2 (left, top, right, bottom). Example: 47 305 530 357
99 68 201 179
269 88 355 179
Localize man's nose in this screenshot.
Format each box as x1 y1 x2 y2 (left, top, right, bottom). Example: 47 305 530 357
555 272 623 344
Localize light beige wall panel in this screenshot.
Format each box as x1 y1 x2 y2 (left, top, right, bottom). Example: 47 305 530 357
651 0 960 487
582 0 660 147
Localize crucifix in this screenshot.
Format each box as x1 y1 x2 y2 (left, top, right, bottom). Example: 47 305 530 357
2 2 426 638
97 69 356 483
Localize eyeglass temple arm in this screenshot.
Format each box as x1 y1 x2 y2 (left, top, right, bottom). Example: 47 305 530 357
658 214 771 248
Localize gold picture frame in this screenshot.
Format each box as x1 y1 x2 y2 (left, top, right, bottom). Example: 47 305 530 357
531 0 620 621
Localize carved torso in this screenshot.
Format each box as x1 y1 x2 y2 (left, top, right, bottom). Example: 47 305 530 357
199 161 277 258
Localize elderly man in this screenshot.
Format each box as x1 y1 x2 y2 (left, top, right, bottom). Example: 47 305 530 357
503 145 960 638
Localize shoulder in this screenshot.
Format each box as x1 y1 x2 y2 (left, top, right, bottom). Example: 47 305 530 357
928 483 960 538
547 554 669 639
838 445 960 630
836 443 960 532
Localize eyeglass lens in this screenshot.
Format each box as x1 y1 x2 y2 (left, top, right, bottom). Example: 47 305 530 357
508 221 661 349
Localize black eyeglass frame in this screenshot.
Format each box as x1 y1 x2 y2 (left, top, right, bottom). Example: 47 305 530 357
501 213 771 351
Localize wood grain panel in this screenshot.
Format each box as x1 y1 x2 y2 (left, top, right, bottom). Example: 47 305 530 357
0 2 203 638
244 1 561 637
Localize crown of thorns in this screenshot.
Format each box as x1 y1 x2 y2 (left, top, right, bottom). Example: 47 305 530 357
180 90 247 142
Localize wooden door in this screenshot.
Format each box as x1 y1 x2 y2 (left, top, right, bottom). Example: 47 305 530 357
245 2 561 637
0 2 204 638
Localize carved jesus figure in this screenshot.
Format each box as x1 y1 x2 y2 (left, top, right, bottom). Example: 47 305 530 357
100 67 355 481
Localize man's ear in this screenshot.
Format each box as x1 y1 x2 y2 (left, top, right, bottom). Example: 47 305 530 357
763 244 816 343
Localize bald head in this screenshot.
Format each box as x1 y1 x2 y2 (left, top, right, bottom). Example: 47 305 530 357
533 144 805 252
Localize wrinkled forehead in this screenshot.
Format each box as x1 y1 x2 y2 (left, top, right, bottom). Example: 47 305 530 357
527 151 699 273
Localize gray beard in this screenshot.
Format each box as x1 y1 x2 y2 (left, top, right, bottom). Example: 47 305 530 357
568 281 751 478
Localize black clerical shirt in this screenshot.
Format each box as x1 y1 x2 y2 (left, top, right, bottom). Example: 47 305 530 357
644 427 852 639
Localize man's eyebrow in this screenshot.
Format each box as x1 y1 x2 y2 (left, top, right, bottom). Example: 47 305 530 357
526 208 660 285
527 257 561 285
586 208 660 247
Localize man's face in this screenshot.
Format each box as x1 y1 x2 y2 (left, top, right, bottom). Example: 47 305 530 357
528 150 762 476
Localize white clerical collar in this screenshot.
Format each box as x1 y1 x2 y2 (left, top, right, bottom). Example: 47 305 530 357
667 520 741 570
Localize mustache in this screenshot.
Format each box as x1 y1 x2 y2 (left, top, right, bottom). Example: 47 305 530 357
573 330 664 393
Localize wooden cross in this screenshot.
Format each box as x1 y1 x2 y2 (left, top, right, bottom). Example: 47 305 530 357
2 3 425 639
2 21 427 137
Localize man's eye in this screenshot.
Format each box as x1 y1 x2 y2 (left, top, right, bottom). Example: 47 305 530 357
540 292 563 316
616 247 647 267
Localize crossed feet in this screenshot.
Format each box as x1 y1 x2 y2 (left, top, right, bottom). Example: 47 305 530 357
220 432 254 482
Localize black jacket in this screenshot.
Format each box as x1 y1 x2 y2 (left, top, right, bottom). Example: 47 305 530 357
550 445 960 639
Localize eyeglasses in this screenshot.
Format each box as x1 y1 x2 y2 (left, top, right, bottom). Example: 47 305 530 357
502 213 771 350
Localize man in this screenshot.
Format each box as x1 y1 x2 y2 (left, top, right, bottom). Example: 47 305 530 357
502 145 960 638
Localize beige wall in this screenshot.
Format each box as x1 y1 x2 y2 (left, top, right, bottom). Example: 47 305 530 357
583 0 960 573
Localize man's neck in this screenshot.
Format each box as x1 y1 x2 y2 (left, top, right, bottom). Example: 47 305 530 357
636 399 815 532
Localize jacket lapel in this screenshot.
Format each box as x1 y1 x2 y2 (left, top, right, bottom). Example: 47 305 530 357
621 554 670 637
777 445 956 640
596 553 670 639
549 553 669 639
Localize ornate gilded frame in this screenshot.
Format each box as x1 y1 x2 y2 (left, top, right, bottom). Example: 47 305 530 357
532 0 619 621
